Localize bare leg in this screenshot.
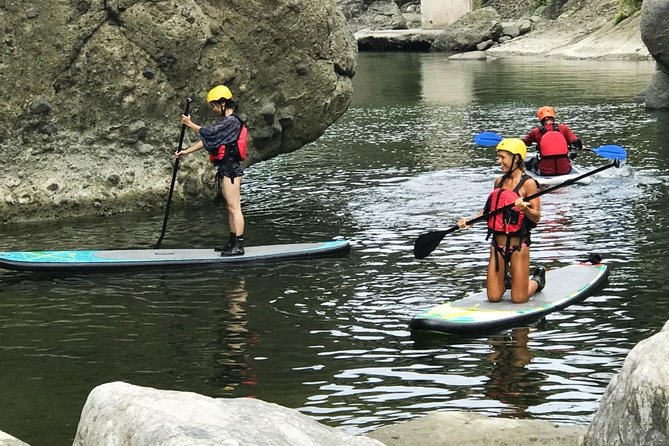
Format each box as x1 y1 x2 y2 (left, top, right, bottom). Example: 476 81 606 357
486 247 506 302
509 247 539 304
221 176 244 236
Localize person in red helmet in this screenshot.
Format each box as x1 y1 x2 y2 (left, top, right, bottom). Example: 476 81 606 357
523 106 583 176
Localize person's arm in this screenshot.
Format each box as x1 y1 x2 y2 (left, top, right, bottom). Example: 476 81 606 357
522 128 538 146
560 124 582 149
175 140 204 158
182 114 201 134
175 114 204 157
457 210 484 229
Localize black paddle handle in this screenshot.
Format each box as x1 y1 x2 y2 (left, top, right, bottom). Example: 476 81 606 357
155 97 192 249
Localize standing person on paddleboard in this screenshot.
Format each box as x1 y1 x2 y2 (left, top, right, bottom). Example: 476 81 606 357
523 106 583 176
175 85 246 256
458 138 546 304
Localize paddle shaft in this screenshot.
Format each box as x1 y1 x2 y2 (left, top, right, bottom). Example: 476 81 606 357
155 97 192 249
462 159 618 228
473 131 627 161
414 159 620 259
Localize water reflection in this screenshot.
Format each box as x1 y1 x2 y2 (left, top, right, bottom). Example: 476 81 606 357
209 280 259 394
484 327 543 418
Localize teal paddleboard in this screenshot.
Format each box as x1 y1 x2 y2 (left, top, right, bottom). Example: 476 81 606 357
410 263 609 334
0 240 350 272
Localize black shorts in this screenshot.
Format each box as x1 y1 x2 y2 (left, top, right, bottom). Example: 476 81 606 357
215 162 245 179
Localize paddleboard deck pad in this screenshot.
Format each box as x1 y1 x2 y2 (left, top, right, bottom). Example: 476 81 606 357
0 240 350 272
410 263 609 334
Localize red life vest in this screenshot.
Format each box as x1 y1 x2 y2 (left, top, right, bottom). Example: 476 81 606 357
485 175 535 235
209 117 249 164
538 127 570 176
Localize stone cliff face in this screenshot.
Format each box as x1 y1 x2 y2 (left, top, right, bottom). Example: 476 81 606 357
0 0 357 222
641 0 669 109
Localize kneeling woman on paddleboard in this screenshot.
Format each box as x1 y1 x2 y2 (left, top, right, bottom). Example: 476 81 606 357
175 85 246 256
458 138 546 303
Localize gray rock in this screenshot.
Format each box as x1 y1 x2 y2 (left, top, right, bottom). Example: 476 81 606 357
501 23 521 38
644 69 669 110
518 18 533 34
582 320 669 445
356 29 439 51
0 430 30 445
338 0 407 32
641 0 669 70
368 410 585 446
641 0 669 109
476 39 494 51
72 382 384 446
448 50 488 60
432 7 502 52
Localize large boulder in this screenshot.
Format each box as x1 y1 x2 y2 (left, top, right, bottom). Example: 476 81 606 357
72 382 383 446
644 70 669 110
641 0 669 109
0 0 357 222
582 320 669 445
432 7 502 52
338 0 407 33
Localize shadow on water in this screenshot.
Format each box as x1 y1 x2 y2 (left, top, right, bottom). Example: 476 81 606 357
2 53 669 444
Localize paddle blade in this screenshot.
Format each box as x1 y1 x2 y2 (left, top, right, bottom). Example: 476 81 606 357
591 144 627 161
414 231 447 259
474 131 503 147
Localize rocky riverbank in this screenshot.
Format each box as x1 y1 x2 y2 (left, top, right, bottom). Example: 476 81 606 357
356 1 649 61
484 6 649 60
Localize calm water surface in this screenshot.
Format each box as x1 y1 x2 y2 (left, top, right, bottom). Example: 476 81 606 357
1 53 668 445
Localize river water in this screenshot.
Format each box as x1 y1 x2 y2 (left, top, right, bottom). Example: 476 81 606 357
1 53 667 445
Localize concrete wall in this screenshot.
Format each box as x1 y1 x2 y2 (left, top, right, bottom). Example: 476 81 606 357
421 0 472 29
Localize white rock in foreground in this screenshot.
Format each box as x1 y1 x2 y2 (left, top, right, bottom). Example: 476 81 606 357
368 411 585 446
583 320 669 445
0 430 30 446
73 382 383 446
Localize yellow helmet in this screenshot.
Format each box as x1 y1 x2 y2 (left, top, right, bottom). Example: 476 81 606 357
496 138 526 160
206 85 233 103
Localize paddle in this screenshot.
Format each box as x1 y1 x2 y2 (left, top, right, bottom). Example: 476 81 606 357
473 131 503 147
413 159 623 260
155 97 192 249
473 131 628 161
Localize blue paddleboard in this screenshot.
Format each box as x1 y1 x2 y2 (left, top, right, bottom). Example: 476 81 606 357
0 240 350 272
410 263 609 334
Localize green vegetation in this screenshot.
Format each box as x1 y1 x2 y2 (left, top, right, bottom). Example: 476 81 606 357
614 0 643 24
